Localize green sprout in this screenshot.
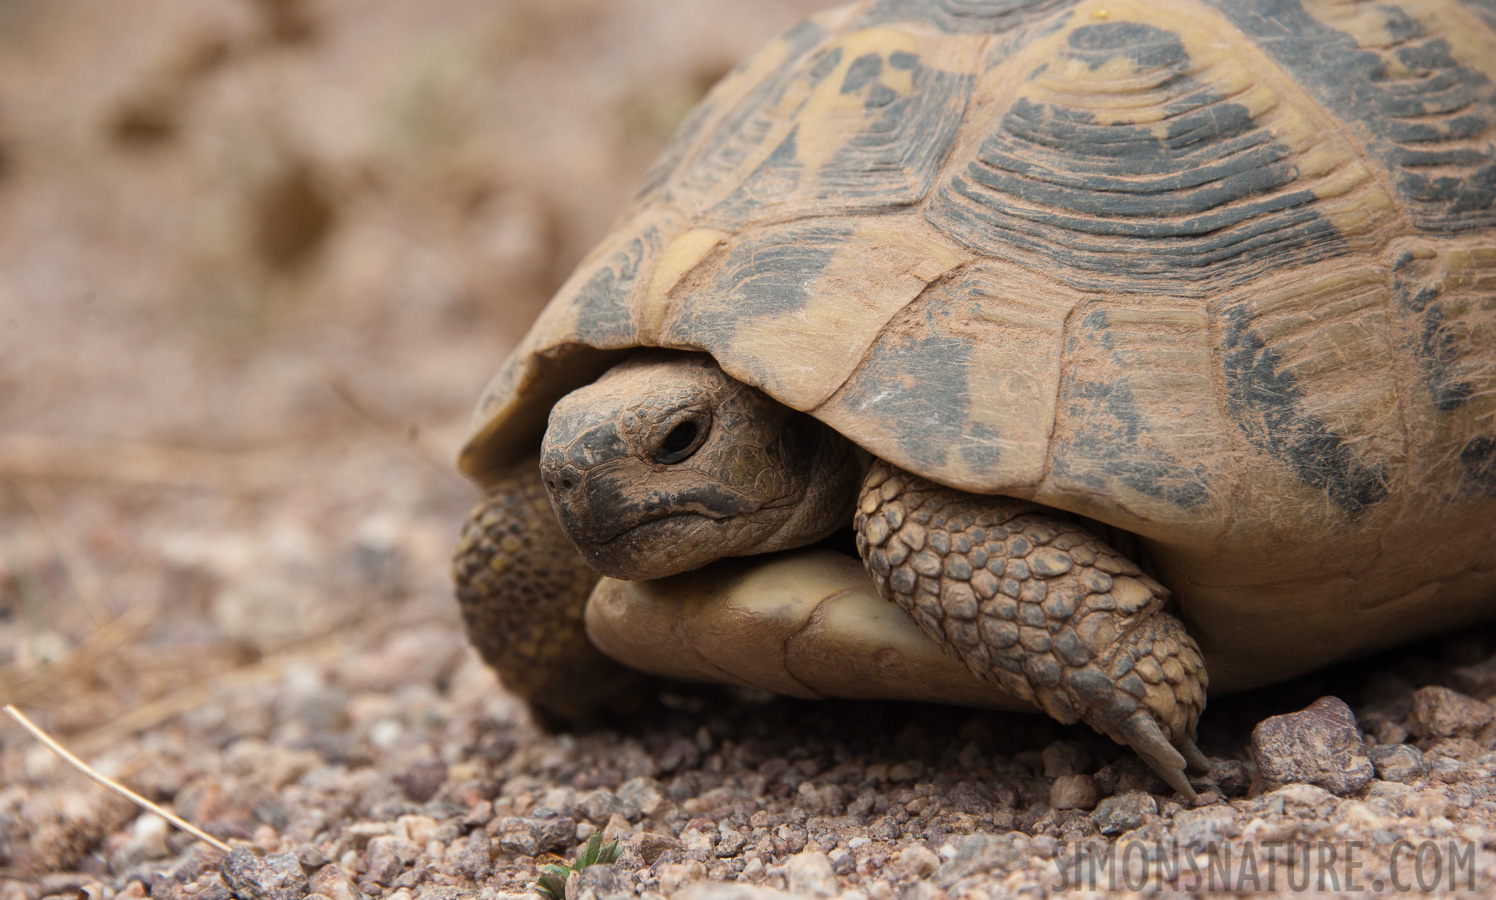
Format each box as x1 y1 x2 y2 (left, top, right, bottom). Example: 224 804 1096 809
534 833 621 899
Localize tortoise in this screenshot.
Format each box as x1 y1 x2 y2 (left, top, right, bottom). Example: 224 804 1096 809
453 0 1496 801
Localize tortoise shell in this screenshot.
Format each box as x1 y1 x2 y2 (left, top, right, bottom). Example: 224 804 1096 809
461 0 1496 688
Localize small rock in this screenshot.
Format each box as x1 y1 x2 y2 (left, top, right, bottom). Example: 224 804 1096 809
1031 835 1056 859
715 829 746 858
308 864 363 900
601 814 633 843
1263 783 1337 817
680 827 715 854
1174 806 1235 849
294 844 328 870
1041 741 1092 778
1091 791 1156 835
452 833 493 881
569 863 620 899
931 834 1024 888
1208 759 1250 797
495 815 574 857
947 782 994 816
365 836 419 885
896 844 940 878
631 832 681 865
1368 744 1426 783
1409 686 1493 740
1049 774 1099 810
617 777 665 820
786 850 838 897
220 849 308 900
903 884 952 900
395 758 447 804
1092 756 1164 796
1429 755 1462 783
1251 696 1374 795
579 789 627 824
656 860 707 895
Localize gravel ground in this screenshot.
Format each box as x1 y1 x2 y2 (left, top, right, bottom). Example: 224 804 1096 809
3 2 1496 898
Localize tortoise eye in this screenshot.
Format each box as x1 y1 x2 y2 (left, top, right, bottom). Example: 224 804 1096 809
656 418 703 465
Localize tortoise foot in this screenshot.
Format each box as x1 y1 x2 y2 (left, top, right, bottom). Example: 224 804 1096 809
452 458 642 723
854 461 1209 801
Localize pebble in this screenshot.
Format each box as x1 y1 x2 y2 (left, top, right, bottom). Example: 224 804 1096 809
365 835 419 884
1091 791 1157 835
111 813 171 870
1049 774 1099 810
1208 759 1251 797
494 814 574 857
896 844 940 877
657 860 708 894
947 782 995 815
618 777 666 820
1173 806 1235 849
395 758 447 803
632 832 682 865
1410 686 1494 740
570 862 622 899
1251 696 1374 795
785 850 838 897
219 849 308 900
1041 741 1092 778
579 788 628 823
308 865 362 900
931 834 1024 888
1430 755 1463 783
1369 744 1427 783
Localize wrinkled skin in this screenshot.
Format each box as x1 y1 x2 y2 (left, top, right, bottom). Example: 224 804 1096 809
540 351 868 579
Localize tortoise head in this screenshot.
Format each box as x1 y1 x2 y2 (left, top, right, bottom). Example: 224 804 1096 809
539 351 866 579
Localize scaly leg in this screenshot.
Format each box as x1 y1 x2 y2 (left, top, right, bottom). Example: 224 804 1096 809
452 459 642 724
854 461 1209 800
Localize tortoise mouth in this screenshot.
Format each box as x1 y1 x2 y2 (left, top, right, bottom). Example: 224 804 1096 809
588 494 746 545
598 510 716 547
577 511 731 580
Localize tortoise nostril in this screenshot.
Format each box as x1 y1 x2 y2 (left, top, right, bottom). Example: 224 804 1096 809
559 478 575 491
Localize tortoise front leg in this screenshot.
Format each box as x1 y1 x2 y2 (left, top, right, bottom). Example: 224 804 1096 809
855 461 1210 801
452 458 642 724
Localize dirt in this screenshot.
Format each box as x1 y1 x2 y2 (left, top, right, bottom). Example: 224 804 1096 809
3 2 1496 899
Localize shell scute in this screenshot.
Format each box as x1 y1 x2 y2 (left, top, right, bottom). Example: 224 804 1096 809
924 1 1399 295
1214 0 1496 234
703 26 983 225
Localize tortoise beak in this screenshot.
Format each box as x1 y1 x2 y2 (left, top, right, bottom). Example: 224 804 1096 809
542 453 751 548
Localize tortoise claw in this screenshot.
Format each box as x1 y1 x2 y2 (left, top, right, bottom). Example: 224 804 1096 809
1179 735 1212 774
1120 712 1197 803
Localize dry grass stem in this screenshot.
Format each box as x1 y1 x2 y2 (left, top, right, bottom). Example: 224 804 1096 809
0 606 153 710
3 704 232 854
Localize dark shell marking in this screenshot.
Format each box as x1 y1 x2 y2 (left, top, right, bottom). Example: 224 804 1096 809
1217 0 1496 233
926 20 1353 292
465 0 1496 587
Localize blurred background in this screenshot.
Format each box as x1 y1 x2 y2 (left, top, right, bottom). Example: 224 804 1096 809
0 0 824 876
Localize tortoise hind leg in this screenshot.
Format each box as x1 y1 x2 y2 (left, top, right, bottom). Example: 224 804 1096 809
854 461 1209 801
452 458 643 726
